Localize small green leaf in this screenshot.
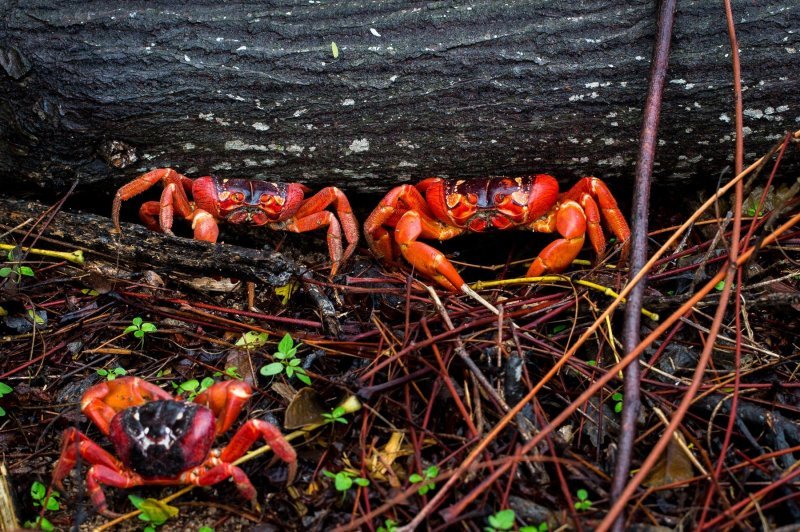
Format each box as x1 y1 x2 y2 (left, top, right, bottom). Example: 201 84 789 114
129 495 179 525
487 508 516 530
614 402 623 413
45 494 60 511
285 366 295 377
18 266 34 277
409 473 423 484
0 406 6 416
134 330 145 339
0 267 12 277
198 527 215 532
132 317 143 326
236 331 269 349
260 362 285 376
334 473 352 491
353 477 370 487
577 488 588 500
81 288 100 296
0 382 14 396
123 325 138 334
331 41 339 58
31 481 46 500
714 280 726 291
200 377 215 389
296 372 312 385
278 333 294 354
141 323 157 333
289 358 301 367
180 380 200 392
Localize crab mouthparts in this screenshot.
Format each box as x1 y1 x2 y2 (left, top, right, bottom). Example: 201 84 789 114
224 207 271 226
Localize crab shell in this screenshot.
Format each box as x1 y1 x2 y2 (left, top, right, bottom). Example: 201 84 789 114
108 400 216 478
191 177 309 225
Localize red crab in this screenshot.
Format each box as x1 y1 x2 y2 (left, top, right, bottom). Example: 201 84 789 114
112 168 359 275
53 376 296 514
364 175 631 292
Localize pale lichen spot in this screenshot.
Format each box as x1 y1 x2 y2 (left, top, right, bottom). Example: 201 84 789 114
341 98 355 106
348 138 370 153
225 140 269 151
252 122 270 131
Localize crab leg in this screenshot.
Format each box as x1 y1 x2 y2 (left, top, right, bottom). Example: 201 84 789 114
363 184 438 264
292 186 360 266
280 210 346 276
219 419 297 482
394 210 466 292
193 380 253 435
112 168 194 233
562 177 631 246
53 428 137 514
526 200 587 276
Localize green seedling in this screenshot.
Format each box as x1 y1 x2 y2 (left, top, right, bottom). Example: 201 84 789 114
409 465 439 495
172 377 215 400
322 406 349 425
213 367 242 380
24 481 60 530
259 333 311 385
0 382 12 417
612 391 624 414
236 330 268 350
574 488 593 511
124 316 157 339
377 519 398 532
30 481 60 511
323 469 369 494
485 508 516 531
129 495 179 530
97 367 127 381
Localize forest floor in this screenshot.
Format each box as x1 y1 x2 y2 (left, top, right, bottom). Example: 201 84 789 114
2 135 800 531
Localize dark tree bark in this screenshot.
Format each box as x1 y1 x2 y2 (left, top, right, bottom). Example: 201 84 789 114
0 0 798 200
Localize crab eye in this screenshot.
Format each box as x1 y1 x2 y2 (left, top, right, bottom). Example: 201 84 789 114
259 193 273 204
233 192 244 202
495 193 506 203
466 193 478 205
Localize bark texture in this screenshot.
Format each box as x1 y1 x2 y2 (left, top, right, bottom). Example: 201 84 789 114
1 0 798 199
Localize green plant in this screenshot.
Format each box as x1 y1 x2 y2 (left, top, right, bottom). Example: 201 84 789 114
0 381 12 417
323 469 369 493
612 391 624 414
377 519 398 532
213 367 243 380
198 527 215 532
485 508 516 531
0 249 34 282
97 367 127 381
129 495 179 530
574 488 593 511
172 377 215 400
124 316 157 339
322 406 349 425
521 523 548 532
23 481 60 530
259 333 311 385
409 465 439 495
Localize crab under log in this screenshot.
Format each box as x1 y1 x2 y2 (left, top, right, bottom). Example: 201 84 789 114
112 168 359 275
364 175 631 292
53 376 296 515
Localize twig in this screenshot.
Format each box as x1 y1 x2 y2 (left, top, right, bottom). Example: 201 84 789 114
612 2 676 530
